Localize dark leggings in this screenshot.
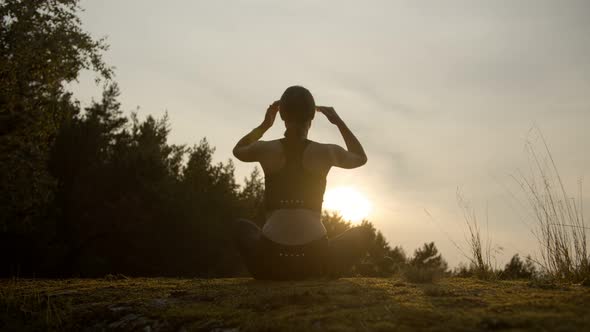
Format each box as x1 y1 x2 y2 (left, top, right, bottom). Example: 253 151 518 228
232 219 371 280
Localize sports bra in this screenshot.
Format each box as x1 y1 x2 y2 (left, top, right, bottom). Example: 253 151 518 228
264 138 327 213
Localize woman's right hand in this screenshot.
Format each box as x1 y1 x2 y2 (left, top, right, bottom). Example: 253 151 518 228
316 106 343 125
261 100 280 130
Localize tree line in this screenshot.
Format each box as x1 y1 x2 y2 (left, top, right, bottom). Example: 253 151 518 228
2 0 432 278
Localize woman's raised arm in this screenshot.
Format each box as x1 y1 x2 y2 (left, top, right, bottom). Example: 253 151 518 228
232 101 280 162
317 106 368 168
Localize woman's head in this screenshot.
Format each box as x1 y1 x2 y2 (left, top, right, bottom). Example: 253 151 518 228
279 86 315 138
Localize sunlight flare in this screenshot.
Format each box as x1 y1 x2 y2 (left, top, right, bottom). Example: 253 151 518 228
323 187 372 223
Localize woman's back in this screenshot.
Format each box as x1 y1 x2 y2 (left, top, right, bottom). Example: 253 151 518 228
257 138 331 245
255 138 332 176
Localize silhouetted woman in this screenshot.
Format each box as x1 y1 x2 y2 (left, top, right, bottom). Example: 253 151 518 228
232 85 370 280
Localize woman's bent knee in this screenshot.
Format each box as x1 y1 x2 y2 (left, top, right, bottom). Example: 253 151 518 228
232 218 261 253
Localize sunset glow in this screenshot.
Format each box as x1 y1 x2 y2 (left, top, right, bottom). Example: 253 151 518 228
323 187 372 223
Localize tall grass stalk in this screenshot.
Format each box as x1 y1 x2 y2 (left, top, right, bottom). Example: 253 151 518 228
456 190 498 279
513 128 589 281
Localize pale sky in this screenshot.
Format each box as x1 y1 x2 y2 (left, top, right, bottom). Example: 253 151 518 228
72 0 590 267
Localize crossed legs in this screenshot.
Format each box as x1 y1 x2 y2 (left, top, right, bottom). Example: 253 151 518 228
232 218 371 279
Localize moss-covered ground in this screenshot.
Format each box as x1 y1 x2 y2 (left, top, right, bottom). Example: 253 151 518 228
1 277 589 331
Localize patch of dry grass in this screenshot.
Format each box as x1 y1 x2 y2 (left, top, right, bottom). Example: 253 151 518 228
1 277 589 331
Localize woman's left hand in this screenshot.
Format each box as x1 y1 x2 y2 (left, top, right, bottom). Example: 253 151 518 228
316 106 343 125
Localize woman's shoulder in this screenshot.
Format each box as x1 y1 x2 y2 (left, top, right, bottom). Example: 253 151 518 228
254 139 284 154
307 140 342 151
254 139 281 146
263 139 284 147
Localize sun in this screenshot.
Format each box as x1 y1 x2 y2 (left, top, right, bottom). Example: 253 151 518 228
323 187 372 222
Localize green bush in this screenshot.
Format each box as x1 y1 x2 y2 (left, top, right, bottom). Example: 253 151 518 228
403 242 448 283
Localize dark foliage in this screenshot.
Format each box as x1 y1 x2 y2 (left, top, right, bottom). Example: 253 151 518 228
501 254 537 280
0 0 111 235
404 242 448 283
409 242 448 271
6 82 257 277
0 0 110 276
321 214 409 276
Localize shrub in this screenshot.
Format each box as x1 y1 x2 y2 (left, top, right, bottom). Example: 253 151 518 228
403 242 448 283
501 254 537 280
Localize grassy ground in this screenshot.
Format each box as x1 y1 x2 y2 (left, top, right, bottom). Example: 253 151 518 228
1 277 589 331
